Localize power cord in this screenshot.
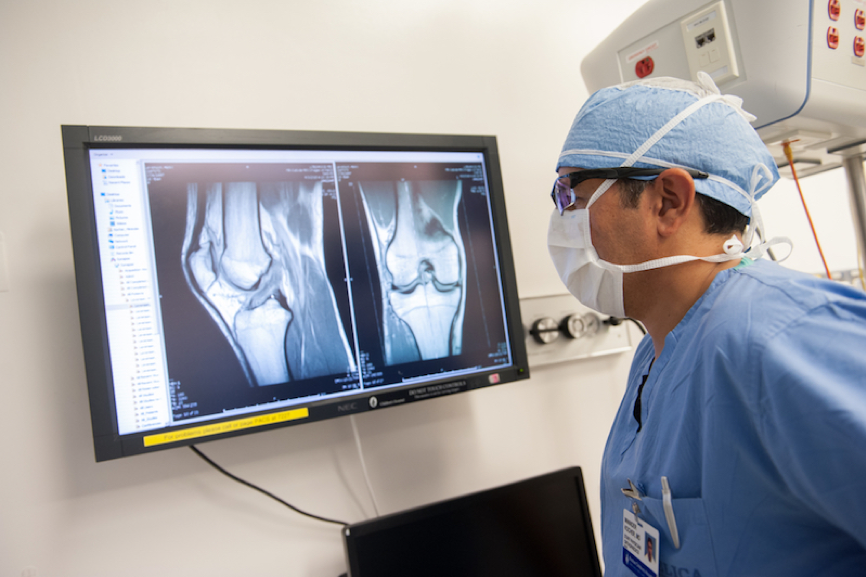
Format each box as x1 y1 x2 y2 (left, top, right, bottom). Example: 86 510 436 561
190 445 349 526
350 414 381 517
782 141 833 280
604 316 647 335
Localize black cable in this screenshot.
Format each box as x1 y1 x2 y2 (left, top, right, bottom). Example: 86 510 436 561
604 316 647 335
190 445 349 527
626 317 647 335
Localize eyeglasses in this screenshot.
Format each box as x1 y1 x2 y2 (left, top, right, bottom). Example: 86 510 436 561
550 167 709 214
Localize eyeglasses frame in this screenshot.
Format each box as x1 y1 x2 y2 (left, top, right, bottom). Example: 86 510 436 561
551 167 710 213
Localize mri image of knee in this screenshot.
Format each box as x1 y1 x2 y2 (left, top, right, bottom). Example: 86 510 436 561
359 180 466 364
181 180 356 386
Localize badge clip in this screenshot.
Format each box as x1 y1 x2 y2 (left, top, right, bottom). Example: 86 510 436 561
621 478 644 500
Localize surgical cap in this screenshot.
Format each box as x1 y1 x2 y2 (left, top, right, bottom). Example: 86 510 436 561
557 74 779 217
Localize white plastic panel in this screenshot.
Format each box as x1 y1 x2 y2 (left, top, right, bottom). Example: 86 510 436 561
811 0 866 90
583 0 866 175
584 0 812 130
617 17 691 82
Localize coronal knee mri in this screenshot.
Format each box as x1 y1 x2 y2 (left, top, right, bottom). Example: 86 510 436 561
359 180 466 365
181 179 356 387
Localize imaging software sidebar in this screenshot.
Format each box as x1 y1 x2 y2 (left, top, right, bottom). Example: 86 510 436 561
90 155 170 435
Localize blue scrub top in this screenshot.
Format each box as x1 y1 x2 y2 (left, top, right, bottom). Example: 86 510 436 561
601 259 866 577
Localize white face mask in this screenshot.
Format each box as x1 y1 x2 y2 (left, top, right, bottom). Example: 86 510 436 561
547 184 626 318
547 178 747 319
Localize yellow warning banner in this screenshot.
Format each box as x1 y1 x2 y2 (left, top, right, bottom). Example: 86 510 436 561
143 408 310 447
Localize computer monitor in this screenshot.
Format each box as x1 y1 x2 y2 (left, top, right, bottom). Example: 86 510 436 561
62 125 529 461
342 466 602 577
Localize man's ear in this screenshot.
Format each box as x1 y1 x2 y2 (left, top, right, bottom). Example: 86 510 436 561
652 168 697 237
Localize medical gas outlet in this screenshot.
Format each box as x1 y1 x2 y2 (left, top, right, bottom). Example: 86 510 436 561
562 312 601 339
521 294 632 367
530 317 561 344
529 312 600 344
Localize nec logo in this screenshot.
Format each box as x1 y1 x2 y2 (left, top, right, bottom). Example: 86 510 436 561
93 135 122 142
336 402 358 413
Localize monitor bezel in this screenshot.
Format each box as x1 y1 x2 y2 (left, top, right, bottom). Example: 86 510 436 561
62 125 529 462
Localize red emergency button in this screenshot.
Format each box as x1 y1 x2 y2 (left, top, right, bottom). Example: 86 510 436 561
829 0 841 21
855 36 865 57
828 27 840 49
856 9 865 30
635 56 655 79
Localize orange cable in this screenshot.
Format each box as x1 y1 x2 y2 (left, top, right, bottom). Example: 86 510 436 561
782 141 834 280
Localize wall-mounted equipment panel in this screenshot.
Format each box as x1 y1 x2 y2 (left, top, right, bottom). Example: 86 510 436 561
520 295 633 368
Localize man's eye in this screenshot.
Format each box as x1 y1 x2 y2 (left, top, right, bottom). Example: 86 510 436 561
572 189 589 202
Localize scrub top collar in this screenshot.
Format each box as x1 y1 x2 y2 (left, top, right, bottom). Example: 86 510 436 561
625 261 748 450
659 258 748 362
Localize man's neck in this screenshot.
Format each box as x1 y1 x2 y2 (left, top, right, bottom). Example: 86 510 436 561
626 258 740 358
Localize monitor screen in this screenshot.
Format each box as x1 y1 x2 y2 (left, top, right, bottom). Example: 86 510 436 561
62 126 528 461
342 466 602 577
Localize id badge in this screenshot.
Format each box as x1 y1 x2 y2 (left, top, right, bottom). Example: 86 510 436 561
622 509 660 577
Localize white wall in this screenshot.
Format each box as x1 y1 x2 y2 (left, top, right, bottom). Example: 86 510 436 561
1 1 861 575
0 2 645 576
760 167 864 278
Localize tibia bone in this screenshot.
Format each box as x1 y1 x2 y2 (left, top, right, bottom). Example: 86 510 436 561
389 274 462 359
234 298 293 385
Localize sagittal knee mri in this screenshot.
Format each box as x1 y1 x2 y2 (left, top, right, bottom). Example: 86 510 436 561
358 180 466 365
181 179 357 387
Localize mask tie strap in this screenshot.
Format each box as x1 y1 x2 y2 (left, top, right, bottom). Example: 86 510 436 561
742 164 793 261
601 248 744 274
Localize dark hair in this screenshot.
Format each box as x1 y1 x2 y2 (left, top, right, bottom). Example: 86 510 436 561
617 178 749 236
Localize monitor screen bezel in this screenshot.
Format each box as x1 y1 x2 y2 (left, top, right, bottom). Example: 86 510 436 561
62 125 529 462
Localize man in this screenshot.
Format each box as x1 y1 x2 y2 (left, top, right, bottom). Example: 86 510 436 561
548 73 866 576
